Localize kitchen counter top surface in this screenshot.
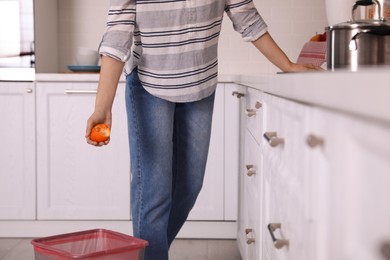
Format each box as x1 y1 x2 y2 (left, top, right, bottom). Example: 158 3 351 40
237 68 390 124
34 69 390 123
36 72 105 82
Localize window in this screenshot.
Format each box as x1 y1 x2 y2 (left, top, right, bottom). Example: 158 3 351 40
0 0 34 68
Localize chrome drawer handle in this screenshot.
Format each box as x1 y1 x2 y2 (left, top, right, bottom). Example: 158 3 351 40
381 242 390 260
306 134 324 148
26 88 33 93
264 132 285 147
268 223 289 249
246 164 256 176
65 89 97 94
246 108 257 117
245 102 262 117
245 228 255 245
232 91 245 98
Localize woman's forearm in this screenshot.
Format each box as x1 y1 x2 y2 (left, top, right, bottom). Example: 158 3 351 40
251 32 293 72
94 55 125 114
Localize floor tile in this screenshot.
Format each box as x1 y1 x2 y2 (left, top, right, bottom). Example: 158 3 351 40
0 238 241 260
169 239 209 260
0 239 34 260
169 239 241 260
207 240 242 260
0 239 22 258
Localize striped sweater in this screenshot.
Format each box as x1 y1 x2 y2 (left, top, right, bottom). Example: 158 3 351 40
99 0 268 102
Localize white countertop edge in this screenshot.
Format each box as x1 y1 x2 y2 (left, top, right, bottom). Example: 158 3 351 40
33 70 390 124
36 73 103 82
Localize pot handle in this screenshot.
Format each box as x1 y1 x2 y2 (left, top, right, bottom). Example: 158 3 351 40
355 0 376 6
349 28 390 50
352 0 383 21
352 27 390 40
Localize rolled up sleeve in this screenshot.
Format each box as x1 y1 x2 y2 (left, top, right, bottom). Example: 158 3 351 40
225 0 268 42
99 0 136 62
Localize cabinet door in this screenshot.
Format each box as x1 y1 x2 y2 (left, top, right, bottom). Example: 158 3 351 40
224 83 246 221
0 82 36 219
310 108 390 260
245 131 262 260
309 108 342 260
332 115 390 260
238 87 264 260
36 82 130 220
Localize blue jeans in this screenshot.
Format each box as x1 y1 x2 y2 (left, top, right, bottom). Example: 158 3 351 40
125 68 215 260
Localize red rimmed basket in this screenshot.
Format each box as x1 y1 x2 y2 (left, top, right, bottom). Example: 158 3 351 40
31 229 148 260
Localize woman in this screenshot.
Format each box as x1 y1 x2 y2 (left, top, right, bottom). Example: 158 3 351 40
85 0 320 259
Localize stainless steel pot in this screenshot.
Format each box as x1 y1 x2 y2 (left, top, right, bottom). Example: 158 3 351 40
326 0 390 70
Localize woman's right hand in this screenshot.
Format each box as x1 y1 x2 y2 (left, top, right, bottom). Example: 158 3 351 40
85 55 124 147
85 111 112 147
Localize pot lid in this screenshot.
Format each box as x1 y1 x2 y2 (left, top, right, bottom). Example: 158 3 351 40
327 20 390 30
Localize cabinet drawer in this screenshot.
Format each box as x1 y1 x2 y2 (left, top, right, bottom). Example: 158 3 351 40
241 129 262 260
262 93 312 260
328 112 390 260
245 88 264 145
244 129 261 202
263 160 311 260
244 189 261 260
262 93 310 177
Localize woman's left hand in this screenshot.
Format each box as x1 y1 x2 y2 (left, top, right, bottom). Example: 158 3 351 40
287 62 324 72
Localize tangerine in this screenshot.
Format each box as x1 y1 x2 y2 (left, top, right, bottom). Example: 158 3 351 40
90 124 110 143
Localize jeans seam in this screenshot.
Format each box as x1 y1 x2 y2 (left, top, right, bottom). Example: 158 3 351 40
130 74 144 238
167 113 178 244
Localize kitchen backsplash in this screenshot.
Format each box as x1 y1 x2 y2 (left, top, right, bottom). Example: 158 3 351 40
56 0 327 75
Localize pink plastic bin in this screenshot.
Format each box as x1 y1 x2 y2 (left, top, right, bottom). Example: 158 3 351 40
31 229 148 260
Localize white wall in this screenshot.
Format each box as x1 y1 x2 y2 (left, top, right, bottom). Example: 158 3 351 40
55 0 327 74
35 0 59 72
220 0 328 74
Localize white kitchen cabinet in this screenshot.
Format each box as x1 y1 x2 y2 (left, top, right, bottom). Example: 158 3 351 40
338 122 390 260
35 81 236 221
238 79 390 260
36 81 131 220
0 82 36 219
314 109 390 260
0 78 240 238
237 88 327 260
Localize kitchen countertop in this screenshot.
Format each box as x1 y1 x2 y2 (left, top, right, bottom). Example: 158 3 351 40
33 68 390 124
36 72 104 82
0 68 35 81
237 68 390 124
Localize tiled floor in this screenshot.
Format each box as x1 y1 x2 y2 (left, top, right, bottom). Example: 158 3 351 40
0 238 242 260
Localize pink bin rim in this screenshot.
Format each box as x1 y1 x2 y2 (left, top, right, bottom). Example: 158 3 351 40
31 229 148 259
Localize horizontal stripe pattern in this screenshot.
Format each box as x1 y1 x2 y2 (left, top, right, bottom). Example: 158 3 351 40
100 0 268 102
